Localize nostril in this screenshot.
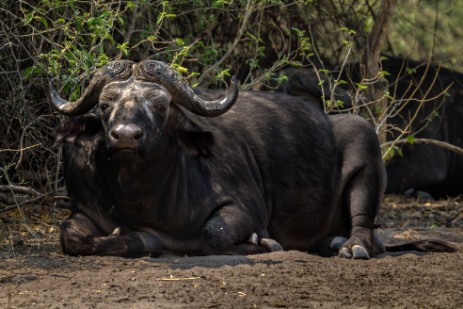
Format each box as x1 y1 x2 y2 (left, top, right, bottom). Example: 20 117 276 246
110 129 119 140
133 129 143 140
125 125 142 140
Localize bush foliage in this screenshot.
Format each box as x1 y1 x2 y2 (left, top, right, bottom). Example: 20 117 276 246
0 0 462 197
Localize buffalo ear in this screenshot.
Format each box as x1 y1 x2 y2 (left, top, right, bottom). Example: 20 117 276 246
54 114 103 148
167 104 215 157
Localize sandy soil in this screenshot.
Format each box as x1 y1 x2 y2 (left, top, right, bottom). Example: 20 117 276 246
1 195 463 308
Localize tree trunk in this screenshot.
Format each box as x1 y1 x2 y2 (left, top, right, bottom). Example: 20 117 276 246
362 0 398 144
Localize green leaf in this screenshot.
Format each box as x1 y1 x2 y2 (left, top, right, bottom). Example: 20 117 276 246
116 42 130 56
176 38 185 47
22 12 35 25
35 16 49 29
23 65 44 79
406 67 416 75
217 69 231 79
127 1 136 9
69 85 82 101
171 64 188 75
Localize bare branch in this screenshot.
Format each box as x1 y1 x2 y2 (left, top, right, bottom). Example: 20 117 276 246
0 185 42 197
382 138 463 158
197 0 255 84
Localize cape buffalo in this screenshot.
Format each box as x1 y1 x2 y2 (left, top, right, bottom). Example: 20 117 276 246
277 57 463 199
50 59 388 259
378 57 463 198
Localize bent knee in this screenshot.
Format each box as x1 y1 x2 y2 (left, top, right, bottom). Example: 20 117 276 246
59 214 102 255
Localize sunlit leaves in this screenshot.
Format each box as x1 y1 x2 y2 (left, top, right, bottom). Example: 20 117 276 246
156 1 176 25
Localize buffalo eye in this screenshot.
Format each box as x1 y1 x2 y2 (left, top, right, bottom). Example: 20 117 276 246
156 105 167 113
99 92 118 109
99 102 110 112
146 95 168 113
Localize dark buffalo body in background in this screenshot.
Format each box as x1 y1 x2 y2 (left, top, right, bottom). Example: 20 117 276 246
378 57 463 198
51 60 388 259
280 56 463 198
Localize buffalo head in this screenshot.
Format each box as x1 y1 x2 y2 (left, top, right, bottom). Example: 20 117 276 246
50 60 239 157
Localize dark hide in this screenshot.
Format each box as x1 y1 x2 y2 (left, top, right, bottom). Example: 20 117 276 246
55 66 389 259
279 56 463 198
377 57 463 198
269 66 353 113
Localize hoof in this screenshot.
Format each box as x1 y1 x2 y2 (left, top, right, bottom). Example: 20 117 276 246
351 245 370 259
260 238 284 252
338 247 352 259
246 233 283 252
247 233 259 245
338 245 370 259
329 236 348 251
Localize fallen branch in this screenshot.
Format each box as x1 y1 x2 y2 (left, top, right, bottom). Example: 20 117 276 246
0 185 42 197
446 210 463 227
0 185 70 213
0 194 48 212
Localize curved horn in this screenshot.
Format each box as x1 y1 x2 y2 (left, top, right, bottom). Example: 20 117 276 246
134 60 239 117
49 60 135 116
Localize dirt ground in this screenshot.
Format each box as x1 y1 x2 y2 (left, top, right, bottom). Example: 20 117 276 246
1 195 463 309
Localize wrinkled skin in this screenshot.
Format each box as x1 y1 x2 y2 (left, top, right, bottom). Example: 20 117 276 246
54 61 386 259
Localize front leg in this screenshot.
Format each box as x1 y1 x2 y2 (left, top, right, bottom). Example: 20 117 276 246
60 212 162 257
200 205 282 255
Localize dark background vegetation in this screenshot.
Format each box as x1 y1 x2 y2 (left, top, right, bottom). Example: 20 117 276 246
0 0 462 227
